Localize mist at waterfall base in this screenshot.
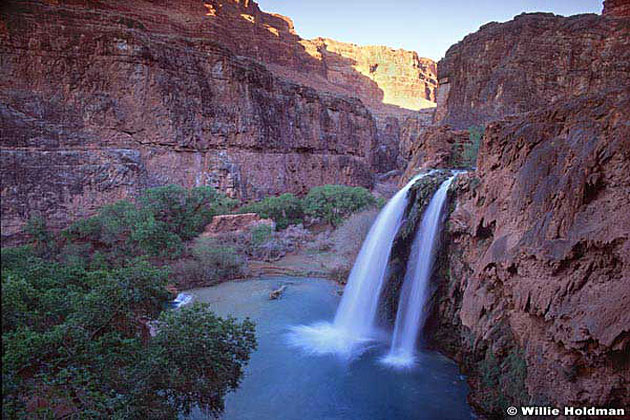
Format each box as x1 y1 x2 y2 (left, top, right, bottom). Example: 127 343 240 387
381 176 456 368
286 173 426 358
188 278 472 420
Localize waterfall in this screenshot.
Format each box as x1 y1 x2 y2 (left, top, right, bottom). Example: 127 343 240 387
287 173 428 357
381 175 456 368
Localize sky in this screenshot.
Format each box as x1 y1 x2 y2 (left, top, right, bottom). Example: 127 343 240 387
255 0 602 60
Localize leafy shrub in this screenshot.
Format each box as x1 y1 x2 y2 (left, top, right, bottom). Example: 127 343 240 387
449 125 484 168
64 200 182 261
250 224 273 246
172 239 247 287
63 185 234 262
303 185 377 227
146 303 256 417
139 185 236 240
191 239 246 279
463 125 484 167
23 216 55 257
240 193 303 230
1 252 256 418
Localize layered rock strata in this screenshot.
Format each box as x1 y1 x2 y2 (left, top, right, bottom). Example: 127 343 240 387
0 0 436 242
435 11 630 128
425 90 630 415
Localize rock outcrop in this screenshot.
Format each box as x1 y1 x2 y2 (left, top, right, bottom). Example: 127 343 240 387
435 11 630 128
307 38 437 112
603 0 630 17
427 90 630 415
0 0 435 242
200 213 274 237
399 4 630 416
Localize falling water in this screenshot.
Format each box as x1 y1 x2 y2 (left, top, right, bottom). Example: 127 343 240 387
381 175 456 368
287 173 428 357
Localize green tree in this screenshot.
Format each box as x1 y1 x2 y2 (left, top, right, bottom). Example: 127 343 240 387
1 251 256 418
141 303 256 417
463 125 484 167
139 185 236 240
62 185 235 263
302 185 377 227
240 193 304 230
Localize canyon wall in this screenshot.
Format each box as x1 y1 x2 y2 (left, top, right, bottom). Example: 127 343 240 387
0 0 435 243
428 90 630 415
403 5 630 416
434 11 630 129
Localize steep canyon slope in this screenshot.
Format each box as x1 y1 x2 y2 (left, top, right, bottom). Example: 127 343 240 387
0 0 436 242
404 5 630 416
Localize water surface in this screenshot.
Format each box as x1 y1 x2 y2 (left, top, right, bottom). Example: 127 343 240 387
189 277 473 420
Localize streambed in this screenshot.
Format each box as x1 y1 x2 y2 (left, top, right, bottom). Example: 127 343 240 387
188 277 473 420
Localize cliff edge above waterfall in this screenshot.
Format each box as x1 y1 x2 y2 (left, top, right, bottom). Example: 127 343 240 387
401 3 630 416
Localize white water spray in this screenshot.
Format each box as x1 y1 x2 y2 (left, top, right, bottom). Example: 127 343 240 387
287 173 428 357
381 175 456 368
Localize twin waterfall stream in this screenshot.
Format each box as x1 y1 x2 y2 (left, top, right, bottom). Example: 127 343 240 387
288 172 457 368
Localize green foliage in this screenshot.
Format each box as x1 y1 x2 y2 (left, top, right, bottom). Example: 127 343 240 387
146 303 256 417
463 125 484 167
24 216 56 257
375 196 387 209
250 224 273 247
303 185 377 227
139 185 236 240
172 239 247 286
1 252 255 418
478 345 529 415
240 193 303 230
448 125 484 168
63 185 234 263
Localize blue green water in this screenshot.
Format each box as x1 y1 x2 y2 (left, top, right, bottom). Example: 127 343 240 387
189 277 473 420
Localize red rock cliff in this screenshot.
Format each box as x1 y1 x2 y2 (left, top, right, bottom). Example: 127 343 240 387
0 0 435 242
603 0 630 17
430 89 630 414
402 6 630 416
434 12 630 128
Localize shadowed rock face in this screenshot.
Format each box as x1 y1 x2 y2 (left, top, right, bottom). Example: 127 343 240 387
428 90 630 414
0 0 435 242
398 5 630 416
435 12 630 128
604 0 630 17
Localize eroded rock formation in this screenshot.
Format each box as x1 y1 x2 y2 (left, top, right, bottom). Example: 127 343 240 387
0 0 436 242
603 0 630 17
435 11 630 128
396 5 630 415
426 90 630 415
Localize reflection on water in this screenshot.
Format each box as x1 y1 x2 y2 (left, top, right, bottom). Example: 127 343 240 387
188 277 473 420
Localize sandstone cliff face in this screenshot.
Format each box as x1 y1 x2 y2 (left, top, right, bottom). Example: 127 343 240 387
603 0 630 17
426 90 630 414
308 38 437 112
399 5 630 415
0 0 435 242
435 12 630 128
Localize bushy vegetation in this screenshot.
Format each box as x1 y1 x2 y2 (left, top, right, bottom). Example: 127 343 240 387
1 248 256 418
241 186 379 229
449 125 484 168
463 125 483 167
172 238 247 287
2 185 255 418
303 185 377 227
63 185 235 265
239 194 303 230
